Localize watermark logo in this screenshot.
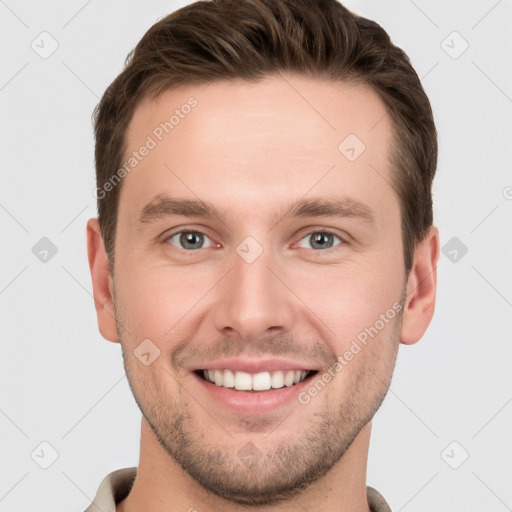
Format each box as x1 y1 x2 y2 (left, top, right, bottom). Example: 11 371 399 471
134 338 161 366
442 236 468 263
31 441 59 469
441 31 469 60
31 31 59 59
338 133 366 162
237 441 263 467
440 441 469 469
236 236 264 264
32 237 58 263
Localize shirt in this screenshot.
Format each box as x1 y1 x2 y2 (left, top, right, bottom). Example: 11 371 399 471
84 467 393 512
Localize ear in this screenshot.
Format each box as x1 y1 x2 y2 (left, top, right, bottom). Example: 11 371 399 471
400 225 441 345
86 218 120 343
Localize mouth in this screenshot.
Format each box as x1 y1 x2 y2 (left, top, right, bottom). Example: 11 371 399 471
194 368 319 392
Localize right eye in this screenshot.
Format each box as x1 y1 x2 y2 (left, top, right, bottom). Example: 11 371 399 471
164 230 216 251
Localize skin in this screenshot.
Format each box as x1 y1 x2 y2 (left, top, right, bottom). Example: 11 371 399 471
87 73 440 512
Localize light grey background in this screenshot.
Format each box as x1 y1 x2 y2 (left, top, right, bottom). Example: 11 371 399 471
1 1 511 511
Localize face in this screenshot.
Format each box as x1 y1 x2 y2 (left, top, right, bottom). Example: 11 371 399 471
111 74 406 505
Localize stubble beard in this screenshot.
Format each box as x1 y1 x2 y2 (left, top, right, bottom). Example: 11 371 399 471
117 317 402 506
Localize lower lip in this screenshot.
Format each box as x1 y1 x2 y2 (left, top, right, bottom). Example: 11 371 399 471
192 372 314 414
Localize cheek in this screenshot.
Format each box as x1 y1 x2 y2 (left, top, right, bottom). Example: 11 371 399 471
114 263 214 342
293 259 403 345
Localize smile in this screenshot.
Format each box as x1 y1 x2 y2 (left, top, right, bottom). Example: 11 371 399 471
197 369 317 391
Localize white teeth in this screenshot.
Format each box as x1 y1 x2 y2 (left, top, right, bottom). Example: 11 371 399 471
284 370 295 387
234 371 252 390
271 371 284 389
202 369 310 390
252 371 272 391
223 369 235 388
214 369 223 386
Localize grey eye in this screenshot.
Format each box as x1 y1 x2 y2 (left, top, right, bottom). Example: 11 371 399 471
297 231 343 250
166 231 214 250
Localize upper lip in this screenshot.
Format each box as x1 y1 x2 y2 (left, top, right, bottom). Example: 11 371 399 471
190 358 319 374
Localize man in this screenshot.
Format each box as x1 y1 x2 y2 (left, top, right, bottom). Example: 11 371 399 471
86 0 440 510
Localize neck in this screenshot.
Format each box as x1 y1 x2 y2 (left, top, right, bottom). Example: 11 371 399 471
117 418 373 512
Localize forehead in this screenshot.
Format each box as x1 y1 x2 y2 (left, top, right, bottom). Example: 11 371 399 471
120 74 396 228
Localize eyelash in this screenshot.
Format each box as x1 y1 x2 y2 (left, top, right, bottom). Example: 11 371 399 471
162 228 346 252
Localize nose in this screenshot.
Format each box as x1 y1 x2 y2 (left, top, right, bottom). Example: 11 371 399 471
212 241 296 342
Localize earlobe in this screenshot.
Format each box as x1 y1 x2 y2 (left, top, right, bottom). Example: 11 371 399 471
400 225 441 345
86 218 120 343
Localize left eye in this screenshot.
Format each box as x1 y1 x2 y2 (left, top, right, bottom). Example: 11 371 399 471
296 231 344 250
165 230 215 251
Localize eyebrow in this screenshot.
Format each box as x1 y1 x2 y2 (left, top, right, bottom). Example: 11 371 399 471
136 193 376 228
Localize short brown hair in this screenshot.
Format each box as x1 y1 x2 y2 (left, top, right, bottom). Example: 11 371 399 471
93 0 437 276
